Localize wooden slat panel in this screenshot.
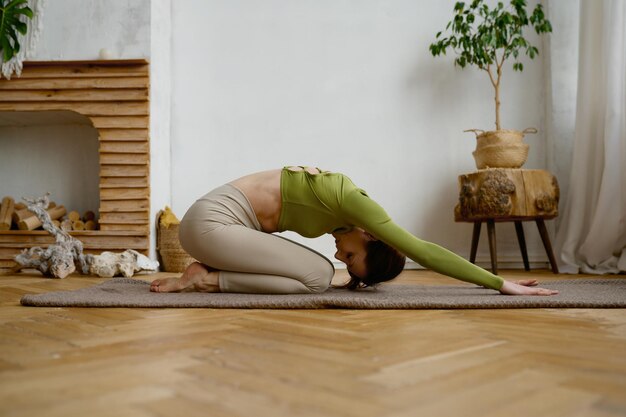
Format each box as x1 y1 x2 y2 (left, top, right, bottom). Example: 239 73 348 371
0 230 148 238
100 199 149 212
0 60 151 254
100 211 149 222
0 238 150 251
0 230 148 243
99 219 149 226
0 247 21 258
24 59 148 66
99 224 149 232
99 141 149 153
100 188 149 200
0 89 148 102
82 236 148 250
100 153 149 165
0 101 148 116
91 116 149 129
100 177 149 188
98 129 149 141
0 232 62 245
0 77 149 90
17 64 149 79
100 165 148 177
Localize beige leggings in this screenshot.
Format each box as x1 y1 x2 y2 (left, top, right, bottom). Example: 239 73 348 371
178 184 335 294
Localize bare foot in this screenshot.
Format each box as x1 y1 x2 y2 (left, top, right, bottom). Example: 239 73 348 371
150 262 220 293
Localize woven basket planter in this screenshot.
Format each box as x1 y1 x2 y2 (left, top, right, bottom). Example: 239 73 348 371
466 128 536 169
156 209 195 273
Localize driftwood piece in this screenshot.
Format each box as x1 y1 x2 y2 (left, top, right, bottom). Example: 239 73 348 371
455 168 560 222
13 194 91 278
89 249 159 278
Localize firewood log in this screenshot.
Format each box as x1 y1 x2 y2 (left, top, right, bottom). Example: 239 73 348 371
84 220 97 230
18 205 67 230
12 208 34 224
72 220 85 231
68 211 81 222
83 211 96 222
0 197 15 230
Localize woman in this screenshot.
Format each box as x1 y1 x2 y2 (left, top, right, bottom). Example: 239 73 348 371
151 166 558 296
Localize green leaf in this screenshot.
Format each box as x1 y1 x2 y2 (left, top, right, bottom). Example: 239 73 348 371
1 36 14 62
0 0 33 61
14 20 27 35
429 0 551 86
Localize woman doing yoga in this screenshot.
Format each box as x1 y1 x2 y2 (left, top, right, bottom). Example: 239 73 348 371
150 166 558 296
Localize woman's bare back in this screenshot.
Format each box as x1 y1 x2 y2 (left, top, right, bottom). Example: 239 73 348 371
229 166 322 233
229 169 282 232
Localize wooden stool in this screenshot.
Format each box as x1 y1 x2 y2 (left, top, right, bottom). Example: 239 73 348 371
455 168 560 275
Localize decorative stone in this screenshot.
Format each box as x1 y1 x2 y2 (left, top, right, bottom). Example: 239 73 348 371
88 249 159 278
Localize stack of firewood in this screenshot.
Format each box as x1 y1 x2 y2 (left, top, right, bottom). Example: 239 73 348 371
0 196 99 232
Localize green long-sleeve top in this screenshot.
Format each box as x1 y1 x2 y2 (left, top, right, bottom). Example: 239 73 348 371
277 167 504 290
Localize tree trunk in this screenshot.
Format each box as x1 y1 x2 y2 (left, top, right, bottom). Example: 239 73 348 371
495 73 502 131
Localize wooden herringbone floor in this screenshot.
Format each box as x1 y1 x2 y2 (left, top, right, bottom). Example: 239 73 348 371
0 269 625 417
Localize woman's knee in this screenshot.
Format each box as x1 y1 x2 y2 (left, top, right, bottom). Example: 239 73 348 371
303 260 335 293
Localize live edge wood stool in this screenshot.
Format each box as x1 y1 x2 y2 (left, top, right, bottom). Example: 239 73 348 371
454 168 560 275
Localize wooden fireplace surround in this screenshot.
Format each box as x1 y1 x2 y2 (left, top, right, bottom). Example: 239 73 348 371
0 60 150 268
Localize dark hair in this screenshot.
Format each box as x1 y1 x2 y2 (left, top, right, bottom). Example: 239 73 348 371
339 240 406 290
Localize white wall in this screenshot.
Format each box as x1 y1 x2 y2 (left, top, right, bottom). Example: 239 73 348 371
0 112 100 214
2 0 577 270
169 0 550 268
149 0 173 259
33 0 150 60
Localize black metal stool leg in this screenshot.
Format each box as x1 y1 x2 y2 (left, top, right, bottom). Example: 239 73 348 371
486 219 497 275
514 221 530 271
470 222 481 264
536 219 559 274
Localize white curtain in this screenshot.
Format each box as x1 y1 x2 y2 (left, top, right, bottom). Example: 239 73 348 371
554 0 626 274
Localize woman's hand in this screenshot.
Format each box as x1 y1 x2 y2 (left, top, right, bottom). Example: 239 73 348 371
499 279 559 296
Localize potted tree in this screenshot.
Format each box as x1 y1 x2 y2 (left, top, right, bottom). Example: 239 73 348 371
429 0 552 169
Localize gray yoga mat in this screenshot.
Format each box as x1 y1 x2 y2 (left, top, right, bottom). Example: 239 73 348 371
19 278 626 309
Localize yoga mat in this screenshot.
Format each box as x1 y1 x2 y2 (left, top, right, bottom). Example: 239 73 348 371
20 278 626 309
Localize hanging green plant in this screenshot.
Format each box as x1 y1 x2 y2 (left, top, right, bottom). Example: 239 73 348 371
0 0 34 63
